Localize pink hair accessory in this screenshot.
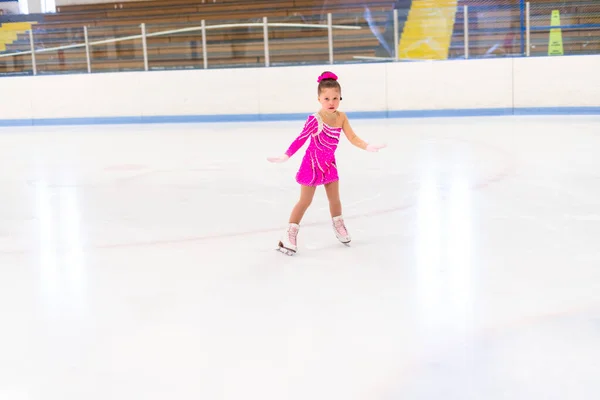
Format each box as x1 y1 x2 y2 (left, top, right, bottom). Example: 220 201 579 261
317 72 338 82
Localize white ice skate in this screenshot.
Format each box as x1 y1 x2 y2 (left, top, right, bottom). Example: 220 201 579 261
277 223 300 256
332 215 351 245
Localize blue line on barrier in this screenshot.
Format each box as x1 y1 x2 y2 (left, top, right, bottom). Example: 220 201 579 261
0 119 32 126
33 116 144 125
2 107 600 127
387 108 515 118
513 107 600 115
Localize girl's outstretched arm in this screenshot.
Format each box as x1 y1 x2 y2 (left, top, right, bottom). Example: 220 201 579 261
267 115 318 163
341 112 367 149
341 112 386 152
284 115 318 157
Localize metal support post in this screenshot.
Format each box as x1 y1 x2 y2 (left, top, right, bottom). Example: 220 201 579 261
141 23 149 71
393 8 399 61
519 0 525 54
84 26 91 73
28 29 37 75
525 2 531 56
328 13 334 64
464 5 469 59
201 20 207 69
263 16 270 67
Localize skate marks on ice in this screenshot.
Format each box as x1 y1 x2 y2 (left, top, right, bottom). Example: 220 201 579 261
1 124 518 256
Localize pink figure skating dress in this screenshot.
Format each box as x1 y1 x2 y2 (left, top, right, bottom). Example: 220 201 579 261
284 113 342 186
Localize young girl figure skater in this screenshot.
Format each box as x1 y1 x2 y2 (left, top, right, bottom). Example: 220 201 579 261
267 71 386 255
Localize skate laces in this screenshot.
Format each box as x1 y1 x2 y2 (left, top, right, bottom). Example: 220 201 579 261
288 225 299 245
334 218 348 236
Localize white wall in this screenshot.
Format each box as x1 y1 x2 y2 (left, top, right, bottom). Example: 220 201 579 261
0 1 21 14
386 58 515 111
0 55 599 125
513 55 600 108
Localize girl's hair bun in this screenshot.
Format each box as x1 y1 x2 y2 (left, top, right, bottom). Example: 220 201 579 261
317 71 338 82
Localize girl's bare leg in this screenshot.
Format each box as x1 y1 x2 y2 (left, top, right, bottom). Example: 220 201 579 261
289 185 317 224
324 180 342 217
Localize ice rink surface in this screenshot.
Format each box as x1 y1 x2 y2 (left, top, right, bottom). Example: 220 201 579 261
0 115 599 399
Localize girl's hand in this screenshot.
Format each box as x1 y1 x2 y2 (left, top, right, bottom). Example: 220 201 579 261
366 143 386 152
267 154 290 163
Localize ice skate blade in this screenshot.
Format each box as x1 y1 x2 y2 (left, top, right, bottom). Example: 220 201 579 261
276 242 296 256
276 247 296 256
337 237 351 246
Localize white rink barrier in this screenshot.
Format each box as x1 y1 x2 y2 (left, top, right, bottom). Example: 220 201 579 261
0 55 599 126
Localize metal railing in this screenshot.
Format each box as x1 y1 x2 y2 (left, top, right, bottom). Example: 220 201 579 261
1 2 599 75
0 13 362 75
361 2 600 61
451 1 600 60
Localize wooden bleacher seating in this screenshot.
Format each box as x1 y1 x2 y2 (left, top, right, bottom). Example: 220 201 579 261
1 0 597 75
1 0 397 74
450 0 600 57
